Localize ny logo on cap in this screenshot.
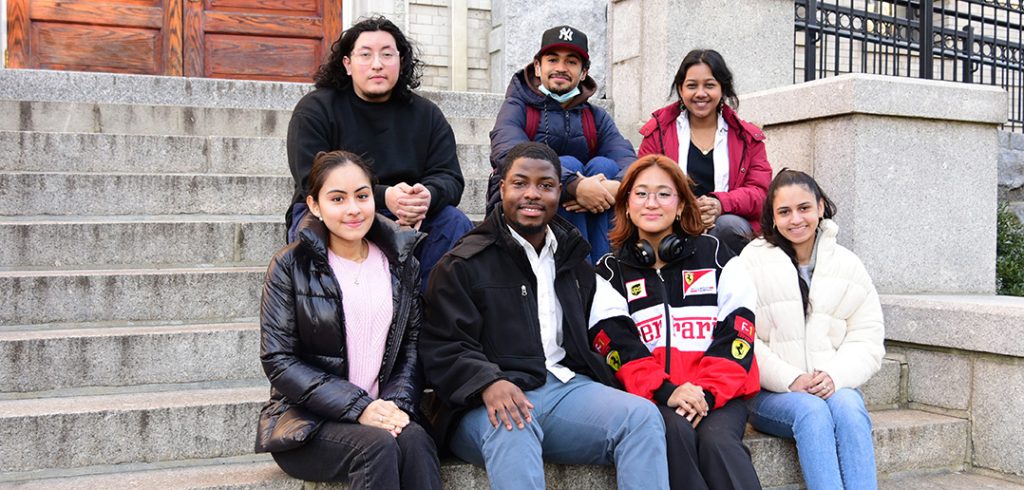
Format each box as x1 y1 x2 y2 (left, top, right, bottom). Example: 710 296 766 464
559 27 574 41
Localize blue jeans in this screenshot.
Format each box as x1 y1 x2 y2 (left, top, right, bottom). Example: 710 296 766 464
747 388 877 490
288 203 473 294
559 156 620 264
449 373 669 490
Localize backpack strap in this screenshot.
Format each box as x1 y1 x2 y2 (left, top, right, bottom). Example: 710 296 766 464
582 106 598 158
525 105 541 141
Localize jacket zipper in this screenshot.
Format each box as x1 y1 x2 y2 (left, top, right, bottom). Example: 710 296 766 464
380 260 413 385
655 268 673 375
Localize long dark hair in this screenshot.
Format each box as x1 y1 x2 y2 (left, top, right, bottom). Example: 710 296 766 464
670 49 739 110
609 155 705 251
313 16 424 102
760 169 837 317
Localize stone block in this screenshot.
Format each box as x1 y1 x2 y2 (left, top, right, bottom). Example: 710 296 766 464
972 357 1024 476
882 295 1024 358
903 349 971 411
873 410 967 475
0 217 283 268
611 57 644 146
744 75 1005 294
610 0 640 63
1000 149 1024 189
0 267 263 325
0 323 262 392
758 122 813 174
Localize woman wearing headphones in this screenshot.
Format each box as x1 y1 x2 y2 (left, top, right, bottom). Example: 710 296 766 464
591 154 762 489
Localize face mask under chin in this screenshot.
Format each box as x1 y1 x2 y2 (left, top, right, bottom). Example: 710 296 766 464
539 83 580 104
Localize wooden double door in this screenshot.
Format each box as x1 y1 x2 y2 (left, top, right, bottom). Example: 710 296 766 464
6 0 341 81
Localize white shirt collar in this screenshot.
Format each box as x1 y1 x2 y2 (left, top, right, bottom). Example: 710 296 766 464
507 224 558 257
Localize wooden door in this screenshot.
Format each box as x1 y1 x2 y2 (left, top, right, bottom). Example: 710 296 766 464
183 0 341 81
6 0 341 81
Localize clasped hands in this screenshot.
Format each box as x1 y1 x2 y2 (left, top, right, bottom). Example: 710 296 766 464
667 382 708 428
358 399 411 438
789 370 836 399
563 173 620 214
385 182 431 228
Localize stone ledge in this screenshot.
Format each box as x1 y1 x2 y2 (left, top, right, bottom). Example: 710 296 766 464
741 73 1007 128
881 294 1024 358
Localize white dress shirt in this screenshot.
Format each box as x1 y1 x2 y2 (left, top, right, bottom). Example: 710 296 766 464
507 225 575 383
675 110 731 192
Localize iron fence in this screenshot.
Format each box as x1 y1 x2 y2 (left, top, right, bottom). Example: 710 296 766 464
795 0 1024 131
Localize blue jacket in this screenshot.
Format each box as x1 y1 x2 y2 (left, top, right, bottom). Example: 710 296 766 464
488 64 637 210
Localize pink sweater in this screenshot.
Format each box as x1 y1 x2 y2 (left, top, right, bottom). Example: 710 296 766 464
327 242 393 398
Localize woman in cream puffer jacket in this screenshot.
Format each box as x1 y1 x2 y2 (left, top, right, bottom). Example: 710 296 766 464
738 169 884 490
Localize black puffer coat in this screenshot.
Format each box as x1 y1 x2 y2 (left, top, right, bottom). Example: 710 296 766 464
255 213 424 453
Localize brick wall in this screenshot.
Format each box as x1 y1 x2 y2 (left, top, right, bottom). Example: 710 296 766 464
407 0 492 92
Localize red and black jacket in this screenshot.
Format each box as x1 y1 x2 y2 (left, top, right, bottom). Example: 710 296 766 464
590 233 760 410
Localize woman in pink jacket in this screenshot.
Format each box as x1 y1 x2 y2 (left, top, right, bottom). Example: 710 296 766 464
638 49 772 255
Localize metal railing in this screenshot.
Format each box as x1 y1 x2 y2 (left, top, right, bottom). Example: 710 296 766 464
795 0 1024 131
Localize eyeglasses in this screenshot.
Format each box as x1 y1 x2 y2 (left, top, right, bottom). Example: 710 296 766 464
349 51 399 66
630 190 678 205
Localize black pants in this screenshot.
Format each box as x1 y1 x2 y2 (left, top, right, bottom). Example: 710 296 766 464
271 420 441 490
660 398 762 490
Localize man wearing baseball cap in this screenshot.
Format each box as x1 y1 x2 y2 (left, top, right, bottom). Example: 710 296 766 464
488 25 637 263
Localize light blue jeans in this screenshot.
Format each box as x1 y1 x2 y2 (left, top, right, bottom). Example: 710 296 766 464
747 388 877 490
449 373 669 490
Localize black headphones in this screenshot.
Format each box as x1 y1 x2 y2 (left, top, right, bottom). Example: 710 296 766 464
630 232 687 267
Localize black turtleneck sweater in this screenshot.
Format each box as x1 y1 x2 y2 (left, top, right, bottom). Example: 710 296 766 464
286 86 463 218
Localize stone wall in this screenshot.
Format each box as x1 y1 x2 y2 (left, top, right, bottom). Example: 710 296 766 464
998 130 1024 223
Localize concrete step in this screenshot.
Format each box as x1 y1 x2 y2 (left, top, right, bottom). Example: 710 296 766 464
0 130 493 177
0 266 263 326
0 215 283 269
0 408 968 487
0 69 505 118
0 171 291 216
0 381 267 473
0 99 495 143
879 471 1024 489
0 322 261 393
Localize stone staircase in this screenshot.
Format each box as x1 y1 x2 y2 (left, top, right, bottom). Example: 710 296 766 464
0 69 1014 489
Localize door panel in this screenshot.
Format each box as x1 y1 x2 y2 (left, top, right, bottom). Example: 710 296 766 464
7 0 182 75
31 23 163 73
203 34 318 80
6 0 339 80
184 0 340 81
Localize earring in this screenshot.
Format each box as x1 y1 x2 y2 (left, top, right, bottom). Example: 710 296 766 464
315 214 323 221
675 214 681 221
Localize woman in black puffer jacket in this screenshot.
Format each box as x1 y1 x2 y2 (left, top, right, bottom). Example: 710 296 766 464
255 150 441 489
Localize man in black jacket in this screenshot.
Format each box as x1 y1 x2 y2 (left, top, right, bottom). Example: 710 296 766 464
421 142 668 490
286 16 472 290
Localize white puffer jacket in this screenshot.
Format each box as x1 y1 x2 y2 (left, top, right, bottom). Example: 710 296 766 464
738 219 884 393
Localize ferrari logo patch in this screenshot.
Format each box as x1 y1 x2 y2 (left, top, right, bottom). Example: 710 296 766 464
731 339 751 360
682 269 716 297
606 350 621 371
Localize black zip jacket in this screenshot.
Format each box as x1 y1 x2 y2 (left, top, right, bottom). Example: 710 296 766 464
420 209 625 444
256 213 424 453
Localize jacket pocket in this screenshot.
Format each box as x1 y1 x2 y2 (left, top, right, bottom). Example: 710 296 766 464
478 284 540 357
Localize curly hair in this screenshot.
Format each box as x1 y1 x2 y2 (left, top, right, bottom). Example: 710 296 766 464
608 155 705 251
314 16 424 102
